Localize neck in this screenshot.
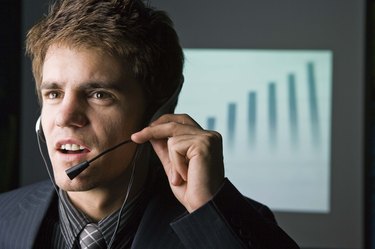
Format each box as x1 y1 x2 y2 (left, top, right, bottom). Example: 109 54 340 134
68 187 127 222
66 159 149 222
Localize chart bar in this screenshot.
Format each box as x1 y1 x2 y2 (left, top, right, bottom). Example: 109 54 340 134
268 83 277 145
248 91 256 146
207 117 216 130
288 73 298 146
307 62 320 146
228 103 236 145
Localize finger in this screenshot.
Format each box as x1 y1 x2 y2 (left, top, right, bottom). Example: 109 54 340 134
131 129 151 144
149 138 185 185
169 167 184 186
149 138 169 165
168 136 189 182
151 113 202 128
131 121 204 144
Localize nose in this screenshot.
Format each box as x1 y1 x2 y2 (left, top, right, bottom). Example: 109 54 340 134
55 93 89 128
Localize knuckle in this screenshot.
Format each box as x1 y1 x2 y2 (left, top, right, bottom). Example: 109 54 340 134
167 135 179 148
179 113 190 119
167 121 180 132
206 130 222 143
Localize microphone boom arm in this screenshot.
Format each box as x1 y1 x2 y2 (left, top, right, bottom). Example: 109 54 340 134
65 139 133 180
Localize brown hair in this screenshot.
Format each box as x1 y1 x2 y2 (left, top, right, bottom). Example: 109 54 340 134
26 0 184 116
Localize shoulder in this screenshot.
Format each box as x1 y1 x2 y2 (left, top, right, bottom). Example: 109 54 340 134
0 180 52 200
0 181 55 246
0 180 53 218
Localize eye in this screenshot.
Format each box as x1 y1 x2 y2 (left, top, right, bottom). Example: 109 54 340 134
92 91 110 99
43 91 61 99
89 91 116 105
48 92 59 99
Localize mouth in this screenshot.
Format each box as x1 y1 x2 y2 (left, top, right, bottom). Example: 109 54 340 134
59 144 90 154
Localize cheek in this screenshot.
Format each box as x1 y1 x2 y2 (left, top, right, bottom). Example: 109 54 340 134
40 110 55 154
99 118 130 145
101 111 144 139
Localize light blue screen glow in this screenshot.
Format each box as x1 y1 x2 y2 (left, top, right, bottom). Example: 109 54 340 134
176 49 333 213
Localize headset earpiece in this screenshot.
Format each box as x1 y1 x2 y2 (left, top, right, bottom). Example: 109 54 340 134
35 116 46 142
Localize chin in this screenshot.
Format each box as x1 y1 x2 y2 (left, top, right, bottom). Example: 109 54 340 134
55 174 96 192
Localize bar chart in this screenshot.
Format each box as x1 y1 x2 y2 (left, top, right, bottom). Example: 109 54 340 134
207 61 321 149
176 49 332 212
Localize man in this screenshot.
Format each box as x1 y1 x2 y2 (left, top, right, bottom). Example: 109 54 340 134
0 0 299 248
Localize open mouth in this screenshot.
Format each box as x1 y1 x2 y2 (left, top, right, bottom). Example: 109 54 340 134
59 144 88 154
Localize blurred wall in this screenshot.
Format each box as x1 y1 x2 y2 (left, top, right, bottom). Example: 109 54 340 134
20 0 50 186
0 0 21 192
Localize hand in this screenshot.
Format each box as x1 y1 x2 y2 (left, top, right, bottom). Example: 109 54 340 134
131 114 225 212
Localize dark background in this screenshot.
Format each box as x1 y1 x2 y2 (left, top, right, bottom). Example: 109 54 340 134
0 0 372 248
0 0 21 192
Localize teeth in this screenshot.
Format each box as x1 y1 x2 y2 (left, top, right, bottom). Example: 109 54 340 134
60 144 85 151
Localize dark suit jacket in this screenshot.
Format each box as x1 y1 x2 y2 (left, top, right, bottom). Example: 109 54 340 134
0 175 299 249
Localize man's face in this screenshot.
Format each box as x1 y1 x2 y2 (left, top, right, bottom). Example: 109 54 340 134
40 45 147 191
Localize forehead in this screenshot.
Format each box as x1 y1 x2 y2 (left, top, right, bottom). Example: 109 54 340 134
41 45 130 86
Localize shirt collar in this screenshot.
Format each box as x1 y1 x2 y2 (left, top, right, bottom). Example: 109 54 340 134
58 185 150 249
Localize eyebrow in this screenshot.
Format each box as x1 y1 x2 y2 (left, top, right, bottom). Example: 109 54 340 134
40 81 125 92
79 82 124 92
40 81 60 90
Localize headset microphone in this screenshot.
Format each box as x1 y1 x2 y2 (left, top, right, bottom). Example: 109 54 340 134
35 117 134 179
65 139 133 179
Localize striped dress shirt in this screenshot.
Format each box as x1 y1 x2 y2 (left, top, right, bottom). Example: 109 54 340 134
34 186 150 249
